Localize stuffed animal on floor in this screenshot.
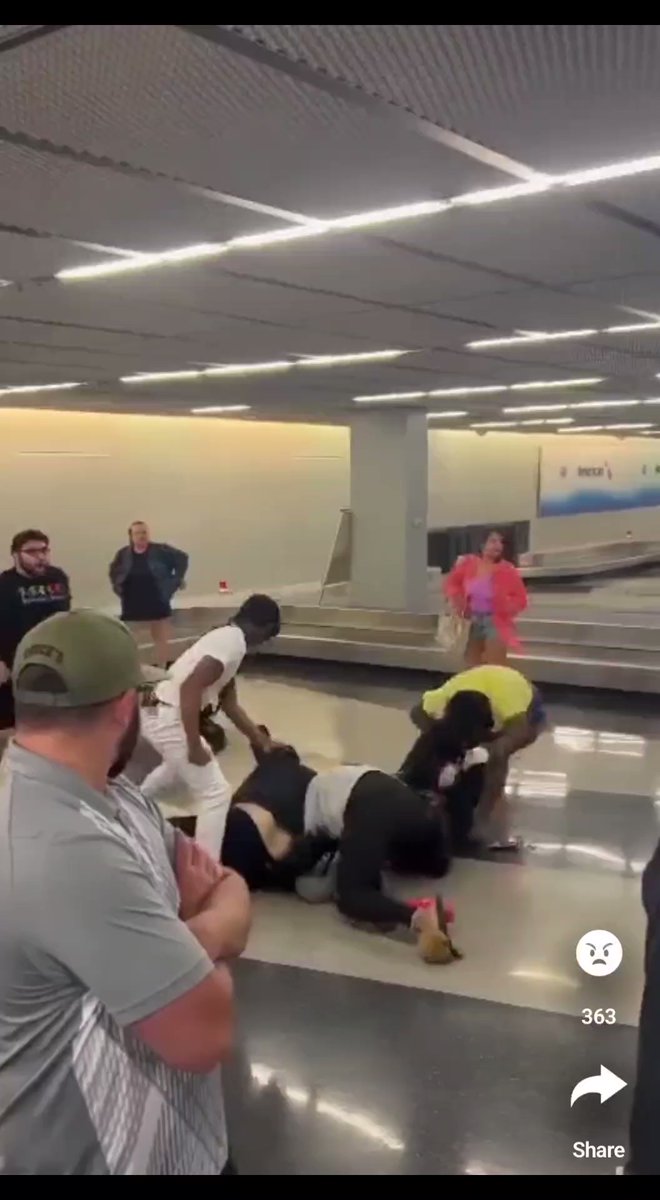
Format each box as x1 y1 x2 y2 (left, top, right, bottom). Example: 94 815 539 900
411 896 463 965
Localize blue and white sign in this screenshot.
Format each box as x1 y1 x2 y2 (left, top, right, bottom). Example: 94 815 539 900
539 441 660 516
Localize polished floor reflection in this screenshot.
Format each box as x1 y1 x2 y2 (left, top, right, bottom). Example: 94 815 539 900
137 658 652 1174
226 961 634 1176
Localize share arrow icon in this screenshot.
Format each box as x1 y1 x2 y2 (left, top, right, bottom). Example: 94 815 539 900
570 1066 627 1107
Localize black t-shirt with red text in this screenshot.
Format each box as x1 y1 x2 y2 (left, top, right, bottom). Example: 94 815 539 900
0 566 71 666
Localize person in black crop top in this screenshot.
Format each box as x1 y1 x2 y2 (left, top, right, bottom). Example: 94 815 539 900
222 741 332 890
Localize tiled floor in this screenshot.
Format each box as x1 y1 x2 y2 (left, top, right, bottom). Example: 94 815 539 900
224 960 635 1176
138 656 655 1174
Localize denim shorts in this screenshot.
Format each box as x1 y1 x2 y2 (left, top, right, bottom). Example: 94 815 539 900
527 687 547 729
469 614 497 641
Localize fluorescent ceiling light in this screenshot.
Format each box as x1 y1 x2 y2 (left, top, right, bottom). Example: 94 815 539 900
470 321 660 350
518 416 574 426
299 349 406 368
124 351 406 387
570 398 639 409
120 370 202 384
428 385 507 397
57 150 660 285
559 421 654 434
468 329 596 349
643 398 660 405
562 153 660 187
190 404 251 415
353 391 426 403
58 204 447 281
473 416 576 430
204 360 292 377
228 223 328 250
471 420 519 429
469 322 660 350
510 377 604 391
452 178 553 207
355 377 604 404
426 410 467 419
328 200 447 229
229 203 447 247
0 381 84 395
505 399 638 413
503 403 568 413
57 243 227 280
559 425 605 433
604 422 653 430
605 322 660 334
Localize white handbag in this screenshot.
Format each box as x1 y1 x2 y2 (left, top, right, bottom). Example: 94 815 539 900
435 609 470 660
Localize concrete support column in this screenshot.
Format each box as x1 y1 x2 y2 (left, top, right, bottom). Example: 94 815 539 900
350 409 428 612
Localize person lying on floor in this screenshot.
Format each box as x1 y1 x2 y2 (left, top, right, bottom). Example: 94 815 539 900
397 690 494 852
411 664 547 851
224 753 454 963
222 703 493 963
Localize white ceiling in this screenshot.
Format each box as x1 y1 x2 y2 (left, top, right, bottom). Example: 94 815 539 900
2 25 660 432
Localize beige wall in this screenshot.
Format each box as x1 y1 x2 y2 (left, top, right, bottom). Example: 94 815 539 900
0 409 349 607
1 410 657 610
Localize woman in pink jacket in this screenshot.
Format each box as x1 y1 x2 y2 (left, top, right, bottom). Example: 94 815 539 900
444 531 528 667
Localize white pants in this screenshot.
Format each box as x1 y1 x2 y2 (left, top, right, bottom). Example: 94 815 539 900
141 706 230 857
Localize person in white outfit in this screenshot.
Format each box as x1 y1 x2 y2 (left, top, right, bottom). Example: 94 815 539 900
141 594 281 856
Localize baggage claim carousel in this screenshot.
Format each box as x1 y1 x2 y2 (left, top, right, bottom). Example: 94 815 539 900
166 541 660 695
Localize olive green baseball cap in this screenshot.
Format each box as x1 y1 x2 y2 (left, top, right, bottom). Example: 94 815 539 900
13 610 163 708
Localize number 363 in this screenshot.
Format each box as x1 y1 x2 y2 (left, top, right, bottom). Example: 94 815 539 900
581 1008 616 1025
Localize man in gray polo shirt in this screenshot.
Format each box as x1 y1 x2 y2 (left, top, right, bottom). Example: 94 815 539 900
0 611 251 1175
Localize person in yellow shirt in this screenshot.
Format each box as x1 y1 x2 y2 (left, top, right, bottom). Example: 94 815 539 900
412 665 547 850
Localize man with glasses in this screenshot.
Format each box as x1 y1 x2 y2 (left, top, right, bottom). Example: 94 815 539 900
0 529 71 732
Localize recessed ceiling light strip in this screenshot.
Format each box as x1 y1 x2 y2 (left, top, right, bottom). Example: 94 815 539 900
470 416 575 429
429 384 507 397
118 370 203 384
354 377 604 403
602 422 653 430
510 377 604 391
504 399 638 414
204 360 292 378
297 349 404 368
352 390 427 403
56 150 660 282
470 420 520 428
503 403 568 413
190 404 251 415
0 381 84 396
559 422 654 433
570 398 639 409
121 348 407 385
558 425 605 433
468 321 660 350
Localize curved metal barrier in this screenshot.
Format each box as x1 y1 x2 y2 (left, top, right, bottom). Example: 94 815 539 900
520 538 660 581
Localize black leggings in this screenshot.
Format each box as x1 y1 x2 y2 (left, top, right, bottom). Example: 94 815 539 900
336 772 449 929
444 765 486 850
